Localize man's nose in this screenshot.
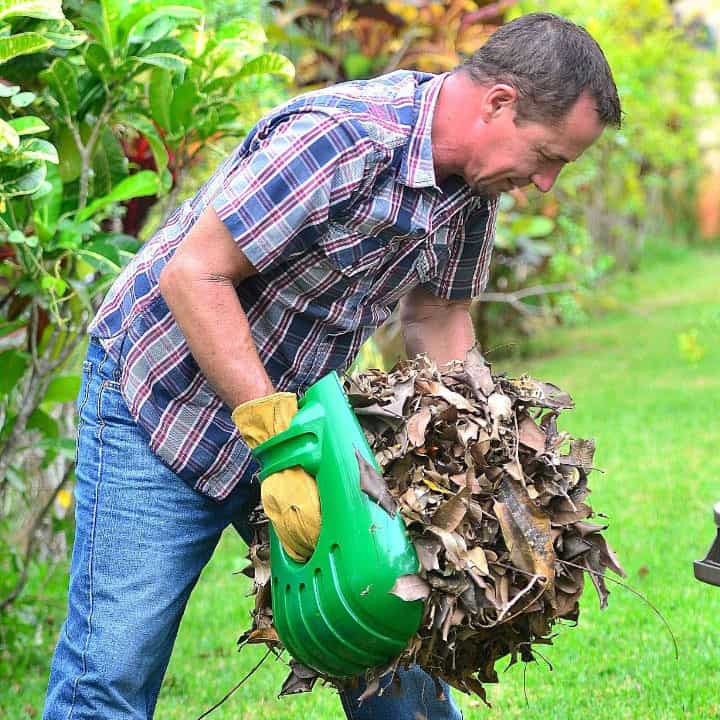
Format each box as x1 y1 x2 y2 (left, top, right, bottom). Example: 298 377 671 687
531 167 562 193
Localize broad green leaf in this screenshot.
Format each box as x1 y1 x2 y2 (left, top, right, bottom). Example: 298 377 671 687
0 0 63 22
158 166 172 193
8 116 49 135
76 239 121 272
343 52 374 80
10 91 35 107
43 374 81 404
99 0 123 55
33 163 63 242
0 84 19 97
141 36 185 58
52 217 92 251
0 32 53 64
0 160 46 197
0 117 20 151
56 125 82 183
207 27 268 72
169 77 197 134
236 53 294 82
28 408 59 437
76 170 160 221
138 15 179 44
91 126 128 197
207 52 294 93
39 58 79 117
120 112 168 174
131 52 189 74
0 349 29 395
148 67 172 130
84 42 112 79
119 1 203 47
41 28 87 50
17 137 58 163
30 178 52 199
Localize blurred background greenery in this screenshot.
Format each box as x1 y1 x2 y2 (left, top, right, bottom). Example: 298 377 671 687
1 0 719 716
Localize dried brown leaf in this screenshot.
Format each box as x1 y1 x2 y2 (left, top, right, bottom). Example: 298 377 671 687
494 476 556 596
431 487 471 532
389 573 431 601
356 449 397 517
406 407 432 447
518 412 547 454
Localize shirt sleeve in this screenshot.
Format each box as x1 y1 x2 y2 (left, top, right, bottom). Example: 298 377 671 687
211 111 376 274
422 196 499 300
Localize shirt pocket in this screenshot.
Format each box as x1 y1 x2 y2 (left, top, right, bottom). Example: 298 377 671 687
321 221 387 278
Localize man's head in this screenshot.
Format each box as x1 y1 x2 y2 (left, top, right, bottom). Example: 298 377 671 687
463 12 621 129
433 13 621 196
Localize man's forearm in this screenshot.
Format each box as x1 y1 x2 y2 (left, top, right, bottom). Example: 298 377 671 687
159 261 273 407
157 206 275 409
400 287 476 365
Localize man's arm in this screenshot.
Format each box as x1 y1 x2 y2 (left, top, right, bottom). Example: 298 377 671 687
399 285 476 366
158 206 274 408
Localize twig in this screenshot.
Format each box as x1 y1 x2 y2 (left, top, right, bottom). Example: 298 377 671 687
0 462 73 612
560 559 679 660
496 574 541 622
195 647 272 719
29 302 41 372
472 282 577 317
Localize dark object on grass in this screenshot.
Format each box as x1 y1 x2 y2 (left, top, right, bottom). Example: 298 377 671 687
693 502 720 586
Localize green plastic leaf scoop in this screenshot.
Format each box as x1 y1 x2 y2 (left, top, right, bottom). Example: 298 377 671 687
251 371 423 676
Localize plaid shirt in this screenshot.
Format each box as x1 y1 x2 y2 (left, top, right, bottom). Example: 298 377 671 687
89 70 498 500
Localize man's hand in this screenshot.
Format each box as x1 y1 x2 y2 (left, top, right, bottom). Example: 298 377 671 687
399 285 476 365
232 393 321 563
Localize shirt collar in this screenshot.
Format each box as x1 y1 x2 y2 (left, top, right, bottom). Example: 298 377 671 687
397 72 448 189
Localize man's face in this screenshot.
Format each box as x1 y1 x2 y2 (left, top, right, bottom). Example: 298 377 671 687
462 91 605 197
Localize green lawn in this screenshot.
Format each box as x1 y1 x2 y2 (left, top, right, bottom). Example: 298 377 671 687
6 245 720 719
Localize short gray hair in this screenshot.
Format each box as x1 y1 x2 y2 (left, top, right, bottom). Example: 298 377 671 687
461 13 622 128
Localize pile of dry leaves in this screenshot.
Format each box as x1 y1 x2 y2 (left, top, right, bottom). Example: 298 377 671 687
239 349 625 703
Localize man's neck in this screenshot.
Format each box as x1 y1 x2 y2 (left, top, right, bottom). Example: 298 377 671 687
431 70 483 181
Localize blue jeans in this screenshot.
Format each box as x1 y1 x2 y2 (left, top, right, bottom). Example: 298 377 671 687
43 338 461 719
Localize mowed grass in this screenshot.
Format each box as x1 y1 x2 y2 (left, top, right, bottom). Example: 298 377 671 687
8 245 720 719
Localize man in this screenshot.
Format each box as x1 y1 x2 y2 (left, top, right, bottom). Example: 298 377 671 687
44 12 620 719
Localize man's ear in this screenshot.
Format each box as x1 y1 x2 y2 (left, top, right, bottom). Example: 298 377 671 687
480 83 517 122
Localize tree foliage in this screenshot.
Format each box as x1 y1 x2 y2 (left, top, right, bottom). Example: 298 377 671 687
0 0 291 660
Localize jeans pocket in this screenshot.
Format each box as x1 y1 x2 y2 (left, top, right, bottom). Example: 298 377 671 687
97 377 135 428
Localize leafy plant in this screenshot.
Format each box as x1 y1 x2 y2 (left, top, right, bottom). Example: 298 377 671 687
0 0 293 659
268 0 512 87
517 0 718 269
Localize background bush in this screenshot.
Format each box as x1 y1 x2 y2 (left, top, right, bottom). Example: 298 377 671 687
0 0 291 671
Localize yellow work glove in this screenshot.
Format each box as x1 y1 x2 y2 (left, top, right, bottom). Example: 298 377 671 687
232 392 321 562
